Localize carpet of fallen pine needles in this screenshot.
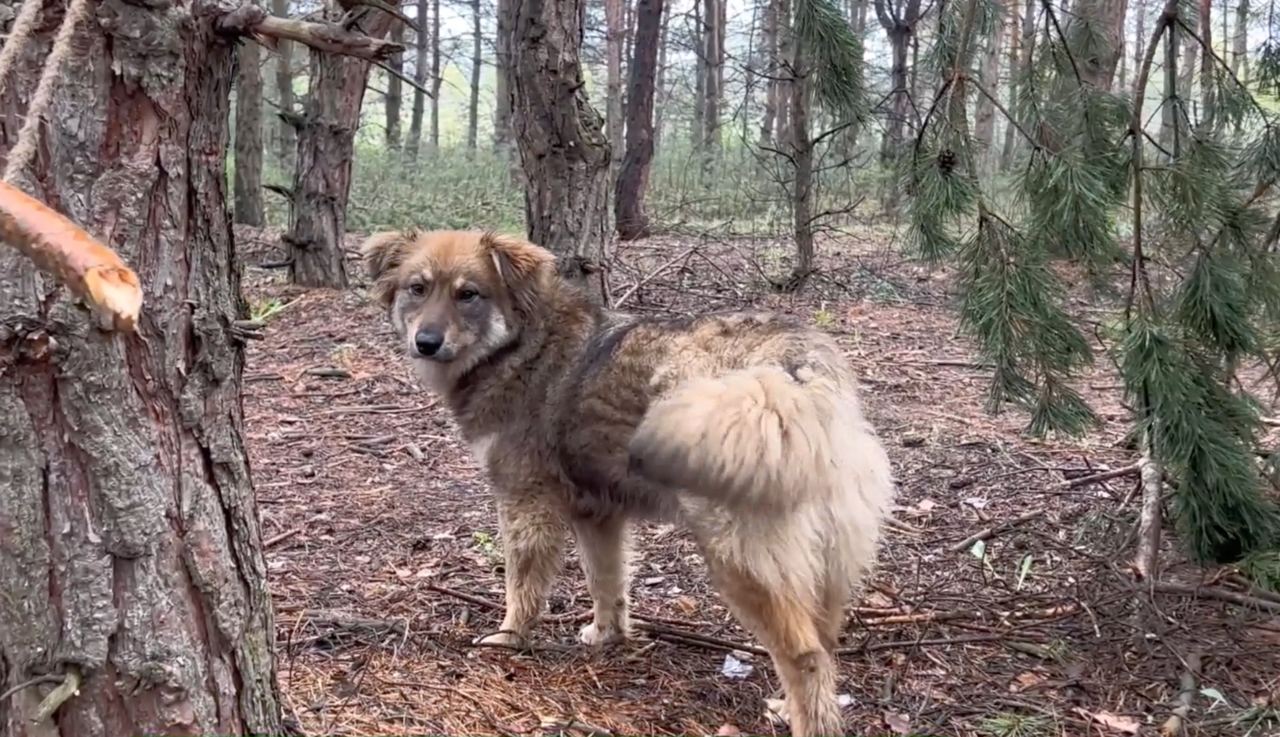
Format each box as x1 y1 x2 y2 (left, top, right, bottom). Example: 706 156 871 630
236 225 1280 737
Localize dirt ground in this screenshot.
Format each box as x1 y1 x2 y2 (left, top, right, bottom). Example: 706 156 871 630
236 225 1280 737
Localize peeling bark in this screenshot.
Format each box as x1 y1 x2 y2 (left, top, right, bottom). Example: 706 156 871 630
0 0 281 733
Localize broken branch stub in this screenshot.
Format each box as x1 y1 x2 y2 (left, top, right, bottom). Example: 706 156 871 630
0 180 142 332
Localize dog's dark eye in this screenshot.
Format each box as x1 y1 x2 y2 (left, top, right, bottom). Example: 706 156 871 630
408 282 426 297
457 288 480 303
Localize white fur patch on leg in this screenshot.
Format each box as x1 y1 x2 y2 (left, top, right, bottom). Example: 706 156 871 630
578 619 628 646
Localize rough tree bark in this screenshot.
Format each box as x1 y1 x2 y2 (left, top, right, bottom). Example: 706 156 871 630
468 0 482 150
408 0 428 158
494 0 515 149
235 35 266 226
1231 0 1248 76
387 22 404 149
511 0 612 301
285 9 398 287
272 0 297 163
606 0 626 170
0 1 281 734
615 0 666 240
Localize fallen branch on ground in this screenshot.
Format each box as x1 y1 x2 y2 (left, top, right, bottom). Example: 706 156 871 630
1160 650 1202 736
1152 582 1280 613
0 181 142 331
949 509 1045 553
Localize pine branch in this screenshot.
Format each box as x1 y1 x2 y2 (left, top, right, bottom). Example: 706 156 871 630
217 5 403 62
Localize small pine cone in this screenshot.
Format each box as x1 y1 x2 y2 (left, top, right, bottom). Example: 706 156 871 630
936 149 957 175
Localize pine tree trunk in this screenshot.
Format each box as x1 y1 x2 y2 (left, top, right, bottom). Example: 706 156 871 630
876 0 921 170
759 0 779 147
409 0 429 159
691 0 705 150
1160 11 1180 152
653 0 670 152
606 0 626 170
387 23 404 150
615 0 665 240
973 5 1005 174
1000 0 1037 169
286 10 396 287
1073 0 1128 90
1231 0 1248 76
998 2 1023 169
494 0 515 149
701 0 723 173
0 2 281 733
235 36 266 226
430 0 441 151
1133 0 1145 92
1133 432 1165 579
468 0 482 150
774 0 792 144
1197 0 1213 116
787 43 813 291
511 0 612 301
272 0 296 164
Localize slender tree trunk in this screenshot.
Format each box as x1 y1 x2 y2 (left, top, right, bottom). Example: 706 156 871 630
0 2 281 734
616 0 666 240
1231 0 1248 76
1133 0 1146 94
653 0 671 151
495 0 515 148
876 0 922 170
1160 9 1180 152
409 0 429 158
235 35 266 226
788 43 813 291
512 0 613 301
287 10 397 287
999 2 1022 168
468 0 482 150
1198 0 1213 116
606 0 626 169
701 0 723 171
692 0 706 149
1179 0 1198 104
430 0 441 150
759 0 779 146
387 23 404 149
973 4 1005 173
1000 0 1037 169
272 0 296 164
774 0 792 143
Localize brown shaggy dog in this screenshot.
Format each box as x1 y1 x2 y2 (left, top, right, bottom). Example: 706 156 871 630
361 229 895 737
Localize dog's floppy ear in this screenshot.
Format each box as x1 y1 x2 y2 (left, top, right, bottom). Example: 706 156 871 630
360 230 417 306
481 231 555 311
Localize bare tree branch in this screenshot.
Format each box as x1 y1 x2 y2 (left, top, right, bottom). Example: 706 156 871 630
217 5 403 62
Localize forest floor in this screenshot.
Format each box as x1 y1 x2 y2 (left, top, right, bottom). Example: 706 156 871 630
236 224 1280 737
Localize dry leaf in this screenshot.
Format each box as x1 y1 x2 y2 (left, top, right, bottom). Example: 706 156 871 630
1010 670 1046 693
1074 708 1140 734
673 595 699 616
883 711 912 734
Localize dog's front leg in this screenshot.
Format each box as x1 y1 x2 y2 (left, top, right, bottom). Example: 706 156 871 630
572 514 631 645
476 494 567 648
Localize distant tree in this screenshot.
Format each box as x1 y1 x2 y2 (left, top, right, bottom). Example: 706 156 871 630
273 0 297 163
972 0 1005 175
408 0 429 158
387 23 404 149
616 0 666 239
235 33 266 226
285 8 400 287
495 0 515 149
430 0 441 150
606 0 626 170
468 0 482 150
511 0 612 300
874 0 924 207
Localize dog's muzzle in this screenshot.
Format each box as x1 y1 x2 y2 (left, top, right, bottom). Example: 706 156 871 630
413 329 455 361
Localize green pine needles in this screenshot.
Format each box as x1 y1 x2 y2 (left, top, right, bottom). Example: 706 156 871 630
904 0 1280 565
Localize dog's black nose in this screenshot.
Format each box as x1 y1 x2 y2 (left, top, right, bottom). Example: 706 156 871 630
414 329 445 357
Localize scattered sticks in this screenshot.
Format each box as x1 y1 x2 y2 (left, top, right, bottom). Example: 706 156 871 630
949 509 1046 553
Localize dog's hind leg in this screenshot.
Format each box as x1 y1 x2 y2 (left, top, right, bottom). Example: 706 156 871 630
705 557 844 737
572 514 631 645
477 494 567 648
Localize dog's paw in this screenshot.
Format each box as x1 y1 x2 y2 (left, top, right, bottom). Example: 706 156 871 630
578 620 628 646
763 697 790 727
474 630 527 649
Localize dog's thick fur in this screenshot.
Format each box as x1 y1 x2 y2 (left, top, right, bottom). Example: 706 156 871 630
362 229 895 737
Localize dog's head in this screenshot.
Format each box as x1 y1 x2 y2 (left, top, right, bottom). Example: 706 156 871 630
360 229 555 380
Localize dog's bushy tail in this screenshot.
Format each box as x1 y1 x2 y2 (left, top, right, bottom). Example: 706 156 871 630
628 358 891 511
